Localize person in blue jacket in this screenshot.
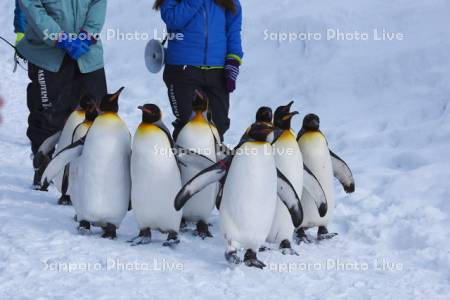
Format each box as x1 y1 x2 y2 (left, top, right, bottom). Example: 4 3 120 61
14 0 27 44
154 0 243 141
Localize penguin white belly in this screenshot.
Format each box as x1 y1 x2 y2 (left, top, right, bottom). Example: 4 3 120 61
131 126 182 232
53 110 85 192
267 134 303 244
298 133 335 227
69 122 91 215
78 115 131 227
220 143 277 251
176 122 217 222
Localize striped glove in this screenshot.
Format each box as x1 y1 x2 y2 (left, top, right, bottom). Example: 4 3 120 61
225 57 240 93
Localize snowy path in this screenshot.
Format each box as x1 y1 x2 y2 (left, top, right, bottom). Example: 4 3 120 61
1 0 450 299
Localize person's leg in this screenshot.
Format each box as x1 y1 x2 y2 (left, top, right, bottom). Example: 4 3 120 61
26 57 76 153
163 65 202 140
26 57 77 189
203 69 230 141
73 66 107 105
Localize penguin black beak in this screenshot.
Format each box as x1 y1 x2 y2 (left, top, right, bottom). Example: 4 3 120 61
282 111 299 121
110 87 125 102
286 101 294 109
137 106 143 110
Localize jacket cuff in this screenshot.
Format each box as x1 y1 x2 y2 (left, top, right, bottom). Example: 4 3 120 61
226 54 242 65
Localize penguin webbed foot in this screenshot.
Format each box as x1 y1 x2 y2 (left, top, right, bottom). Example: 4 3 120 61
259 245 271 252
179 218 188 233
194 221 213 239
128 228 151 246
57 195 72 206
279 240 299 256
77 220 91 235
244 249 266 269
162 231 180 248
294 228 313 245
101 223 117 239
317 226 338 241
225 250 242 265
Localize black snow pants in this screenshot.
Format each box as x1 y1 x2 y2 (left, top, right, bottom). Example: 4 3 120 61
27 55 107 153
163 65 230 142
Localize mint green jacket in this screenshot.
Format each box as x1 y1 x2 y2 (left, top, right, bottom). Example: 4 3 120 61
16 0 106 73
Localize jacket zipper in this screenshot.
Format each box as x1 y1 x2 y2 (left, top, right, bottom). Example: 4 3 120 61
203 6 209 66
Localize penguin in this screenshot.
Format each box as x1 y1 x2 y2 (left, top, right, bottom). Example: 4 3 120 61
175 90 220 238
68 102 99 220
296 113 355 241
214 106 274 210
42 87 131 239
266 102 328 254
174 123 304 269
52 94 92 205
128 104 182 247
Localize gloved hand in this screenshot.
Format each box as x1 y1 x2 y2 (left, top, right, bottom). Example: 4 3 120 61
15 32 25 45
56 32 91 60
224 57 240 93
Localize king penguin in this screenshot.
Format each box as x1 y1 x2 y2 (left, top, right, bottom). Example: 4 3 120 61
266 102 327 253
42 87 131 239
69 101 99 220
174 122 304 269
297 114 355 241
129 104 182 247
266 102 302 255
52 94 92 205
175 90 219 238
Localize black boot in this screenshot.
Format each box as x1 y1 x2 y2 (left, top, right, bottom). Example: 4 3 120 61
279 239 299 256
78 220 91 235
317 226 338 240
194 220 213 239
163 231 180 247
244 249 266 269
294 228 313 244
57 195 72 206
33 151 51 191
128 228 151 246
101 223 117 239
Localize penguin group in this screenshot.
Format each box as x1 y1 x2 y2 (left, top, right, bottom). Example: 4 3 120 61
40 88 355 269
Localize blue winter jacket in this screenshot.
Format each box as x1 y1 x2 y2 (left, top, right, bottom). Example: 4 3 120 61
160 0 243 66
14 0 27 33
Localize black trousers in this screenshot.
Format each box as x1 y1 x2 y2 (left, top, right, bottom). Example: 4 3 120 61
163 65 230 141
27 56 107 153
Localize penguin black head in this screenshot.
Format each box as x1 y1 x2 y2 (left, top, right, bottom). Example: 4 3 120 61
274 101 294 119
192 90 208 113
99 87 125 113
138 104 162 124
274 101 298 130
78 93 96 111
247 122 275 143
302 114 320 131
85 100 99 122
255 106 273 124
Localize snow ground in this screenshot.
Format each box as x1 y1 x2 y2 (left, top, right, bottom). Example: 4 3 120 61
1 0 450 299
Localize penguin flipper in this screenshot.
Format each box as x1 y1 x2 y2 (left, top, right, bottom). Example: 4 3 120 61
38 131 62 155
276 169 303 227
215 180 225 210
303 164 328 217
174 145 216 170
174 157 231 211
41 138 85 187
329 150 355 193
